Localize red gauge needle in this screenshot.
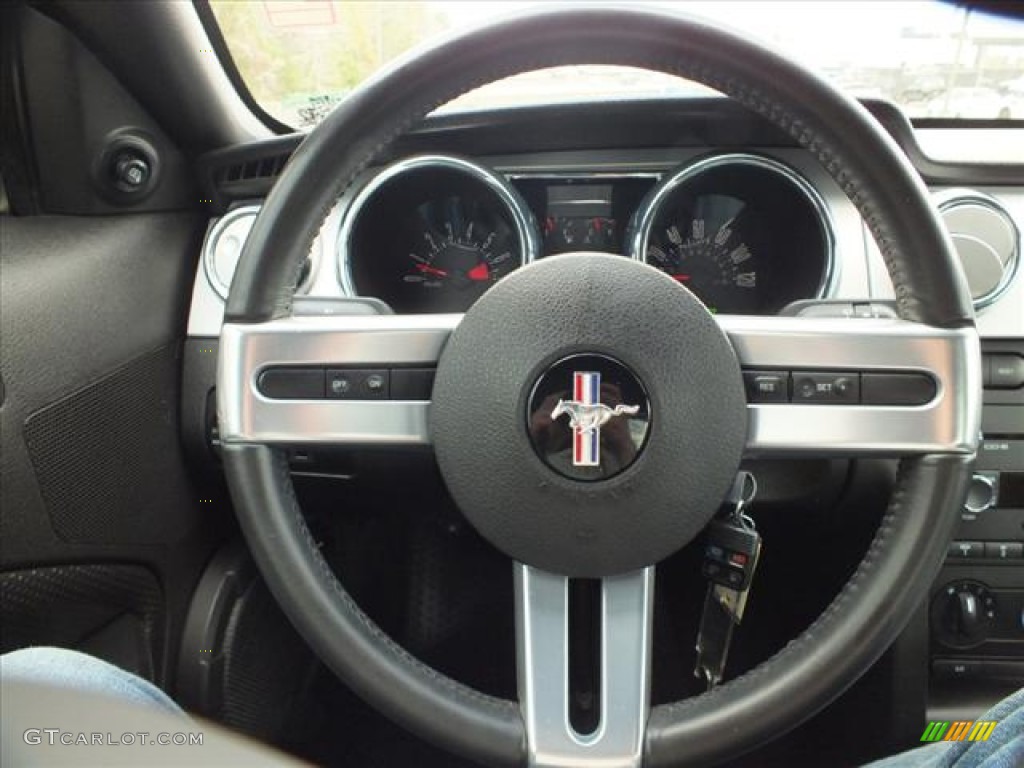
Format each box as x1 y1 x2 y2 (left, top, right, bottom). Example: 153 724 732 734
670 274 691 282
467 262 490 282
416 264 448 278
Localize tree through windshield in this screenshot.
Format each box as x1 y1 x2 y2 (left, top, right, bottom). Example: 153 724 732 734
209 1 1024 129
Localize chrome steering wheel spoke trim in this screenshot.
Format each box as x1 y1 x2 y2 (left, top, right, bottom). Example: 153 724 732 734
218 312 980 457
515 564 654 768
727 314 982 457
218 313 459 445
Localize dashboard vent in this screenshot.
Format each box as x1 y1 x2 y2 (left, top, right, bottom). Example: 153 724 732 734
214 152 290 185
935 190 1020 311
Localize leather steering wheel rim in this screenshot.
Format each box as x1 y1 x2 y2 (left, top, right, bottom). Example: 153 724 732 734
219 7 976 766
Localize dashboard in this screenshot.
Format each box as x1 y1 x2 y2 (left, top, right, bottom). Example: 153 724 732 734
188 100 1022 339
199 149 838 319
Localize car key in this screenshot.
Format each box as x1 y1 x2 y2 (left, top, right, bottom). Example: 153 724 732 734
695 472 761 690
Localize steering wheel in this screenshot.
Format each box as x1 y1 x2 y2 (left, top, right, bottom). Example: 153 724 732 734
217 7 981 766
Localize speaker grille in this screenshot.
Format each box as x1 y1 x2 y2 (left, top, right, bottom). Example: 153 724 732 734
24 345 195 544
0 563 163 679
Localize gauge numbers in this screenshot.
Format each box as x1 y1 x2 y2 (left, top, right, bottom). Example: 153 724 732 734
646 206 759 314
398 197 518 311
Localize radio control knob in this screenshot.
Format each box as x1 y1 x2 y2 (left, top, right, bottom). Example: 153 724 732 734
964 473 997 514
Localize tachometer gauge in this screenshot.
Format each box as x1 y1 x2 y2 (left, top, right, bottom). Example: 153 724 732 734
402 197 518 303
629 153 835 315
341 155 539 313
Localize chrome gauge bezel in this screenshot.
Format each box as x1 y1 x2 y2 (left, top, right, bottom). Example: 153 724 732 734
626 152 838 303
336 154 541 300
933 188 1021 312
204 204 320 300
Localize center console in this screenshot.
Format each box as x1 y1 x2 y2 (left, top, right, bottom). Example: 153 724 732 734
929 340 1024 716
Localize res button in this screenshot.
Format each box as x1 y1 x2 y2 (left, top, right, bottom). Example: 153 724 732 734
743 371 788 403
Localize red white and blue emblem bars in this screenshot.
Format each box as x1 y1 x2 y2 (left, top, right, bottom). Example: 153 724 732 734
573 371 601 466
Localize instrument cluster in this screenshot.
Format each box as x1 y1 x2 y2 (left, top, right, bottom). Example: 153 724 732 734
337 152 836 315
203 152 837 317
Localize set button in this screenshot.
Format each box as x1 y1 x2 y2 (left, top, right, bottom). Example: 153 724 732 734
792 371 859 403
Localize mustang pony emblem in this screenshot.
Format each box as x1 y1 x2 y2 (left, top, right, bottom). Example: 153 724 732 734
550 371 639 467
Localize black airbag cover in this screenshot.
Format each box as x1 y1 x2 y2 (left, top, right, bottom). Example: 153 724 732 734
430 253 747 576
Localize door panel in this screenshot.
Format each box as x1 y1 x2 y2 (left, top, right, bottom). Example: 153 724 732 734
0 212 215 684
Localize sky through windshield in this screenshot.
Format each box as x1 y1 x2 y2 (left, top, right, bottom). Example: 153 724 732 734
210 1 1024 129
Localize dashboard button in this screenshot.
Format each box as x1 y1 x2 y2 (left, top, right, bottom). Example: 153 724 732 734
984 542 1022 560
932 659 980 680
989 354 1024 389
792 372 859 403
327 369 390 400
391 368 436 400
743 371 788 403
982 406 1024 435
948 541 985 559
861 373 937 405
257 368 324 400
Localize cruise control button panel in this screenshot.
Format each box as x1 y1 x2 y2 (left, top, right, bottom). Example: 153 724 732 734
742 369 937 406
258 367 433 400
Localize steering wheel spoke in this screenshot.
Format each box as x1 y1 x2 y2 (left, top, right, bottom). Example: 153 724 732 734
515 564 654 768
218 313 457 445
220 312 981 459
722 314 982 457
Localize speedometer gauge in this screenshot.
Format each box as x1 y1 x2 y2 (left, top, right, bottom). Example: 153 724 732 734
340 155 539 313
629 153 835 315
646 207 759 314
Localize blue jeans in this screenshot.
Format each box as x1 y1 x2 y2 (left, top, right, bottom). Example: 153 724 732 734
0 646 183 715
864 686 1024 768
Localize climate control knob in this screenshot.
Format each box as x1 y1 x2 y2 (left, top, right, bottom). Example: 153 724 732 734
931 581 997 649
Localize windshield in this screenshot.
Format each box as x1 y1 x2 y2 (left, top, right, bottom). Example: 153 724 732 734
209 1 1024 129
